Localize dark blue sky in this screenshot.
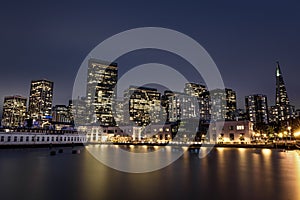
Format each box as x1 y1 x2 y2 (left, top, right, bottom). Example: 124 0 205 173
0 0 300 110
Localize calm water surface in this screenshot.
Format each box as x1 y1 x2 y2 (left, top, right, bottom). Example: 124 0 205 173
0 146 299 200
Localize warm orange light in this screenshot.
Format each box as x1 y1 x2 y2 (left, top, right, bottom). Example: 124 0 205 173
262 149 272 156
294 131 300 137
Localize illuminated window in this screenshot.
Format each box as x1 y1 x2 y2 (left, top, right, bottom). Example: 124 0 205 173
237 125 244 130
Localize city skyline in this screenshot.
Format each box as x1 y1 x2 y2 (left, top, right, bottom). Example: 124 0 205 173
0 1 300 112
0 58 297 128
0 60 298 112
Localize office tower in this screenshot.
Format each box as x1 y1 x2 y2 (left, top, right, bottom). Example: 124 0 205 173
274 61 294 121
86 58 118 126
52 105 71 123
184 82 207 97
67 100 74 123
225 88 237 120
245 94 269 124
70 97 87 126
184 83 210 121
28 79 53 121
268 106 278 123
162 90 199 123
1 95 27 127
123 86 162 126
234 108 247 121
209 88 236 121
113 99 124 125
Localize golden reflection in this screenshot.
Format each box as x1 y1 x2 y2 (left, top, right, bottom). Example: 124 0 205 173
238 148 246 153
261 149 272 156
216 147 225 153
295 151 300 198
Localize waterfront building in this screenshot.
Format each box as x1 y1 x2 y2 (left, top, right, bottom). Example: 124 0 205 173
245 94 269 124
86 58 118 126
1 95 27 127
28 79 53 122
123 86 162 126
274 62 294 122
210 120 254 144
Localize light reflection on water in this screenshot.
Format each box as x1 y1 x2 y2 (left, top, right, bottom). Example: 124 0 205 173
0 146 299 200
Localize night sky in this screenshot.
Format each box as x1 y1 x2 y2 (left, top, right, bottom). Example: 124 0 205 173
1 0 300 113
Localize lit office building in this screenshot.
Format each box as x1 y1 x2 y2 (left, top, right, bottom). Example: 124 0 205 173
184 83 210 121
209 88 236 121
234 108 247 121
86 58 118 126
184 82 207 97
123 86 162 126
245 94 269 124
28 79 53 121
113 99 124 126
52 105 71 123
1 95 27 127
70 97 87 126
162 90 199 123
198 91 211 121
269 106 278 123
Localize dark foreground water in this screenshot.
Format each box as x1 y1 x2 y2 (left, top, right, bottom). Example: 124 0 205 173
0 146 299 200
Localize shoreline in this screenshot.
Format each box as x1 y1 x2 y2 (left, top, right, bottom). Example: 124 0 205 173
0 142 299 150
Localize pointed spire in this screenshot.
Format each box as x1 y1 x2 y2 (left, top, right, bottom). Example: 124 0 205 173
276 61 282 77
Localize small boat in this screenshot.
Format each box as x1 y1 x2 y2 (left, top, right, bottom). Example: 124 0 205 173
50 150 56 156
58 149 63 153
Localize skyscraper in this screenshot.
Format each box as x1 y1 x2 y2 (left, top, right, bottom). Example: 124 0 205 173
162 90 199 123
1 95 27 127
86 58 118 126
245 94 269 124
209 88 237 121
28 79 53 121
184 83 210 121
52 105 71 123
123 86 162 126
274 61 294 122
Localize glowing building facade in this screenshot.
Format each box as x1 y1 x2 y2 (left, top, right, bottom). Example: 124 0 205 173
52 105 71 123
245 94 269 124
86 59 118 126
162 90 199 123
123 86 162 126
1 95 27 127
184 83 210 121
209 88 236 121
28 80 53 121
